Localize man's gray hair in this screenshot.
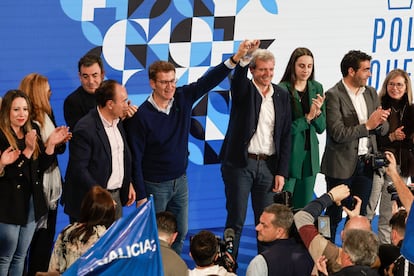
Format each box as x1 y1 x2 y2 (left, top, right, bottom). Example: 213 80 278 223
263 203 293 232
342 229 379 266
250 48 275 69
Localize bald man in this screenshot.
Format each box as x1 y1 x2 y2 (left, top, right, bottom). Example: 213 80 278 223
294 184 378 274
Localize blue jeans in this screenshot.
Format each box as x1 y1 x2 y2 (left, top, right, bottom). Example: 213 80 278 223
0 198 36 276
145 174 188 255
325 158 373 243
222 157 276 258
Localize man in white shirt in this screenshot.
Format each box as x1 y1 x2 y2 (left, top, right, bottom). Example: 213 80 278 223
320 50 390 242
219 45 292 257
63 80 136 222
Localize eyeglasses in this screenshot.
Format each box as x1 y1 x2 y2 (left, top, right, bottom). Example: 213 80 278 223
387 82 405 88
156 79 177 86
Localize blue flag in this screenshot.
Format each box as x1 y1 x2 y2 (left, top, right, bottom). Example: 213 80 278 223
401 202 414 263
63 197 163 275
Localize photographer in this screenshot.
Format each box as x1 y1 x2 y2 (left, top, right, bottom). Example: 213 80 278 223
246 203 313 276
294 185 378 274
188 230 236 276
156 211 188 276
384 151 414 273
367 69 414 244
384 151 414 214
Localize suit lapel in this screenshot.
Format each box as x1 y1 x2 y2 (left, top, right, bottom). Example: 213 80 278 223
272 84 282 129
363 88 375 115
336 82 362 123
93 110 112 158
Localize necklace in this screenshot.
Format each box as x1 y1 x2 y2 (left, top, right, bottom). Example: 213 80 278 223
391 103 407 122
391 106 400 113
297 90 306 102
391 103 406 113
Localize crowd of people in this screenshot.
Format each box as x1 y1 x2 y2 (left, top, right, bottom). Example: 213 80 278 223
0 39 413 276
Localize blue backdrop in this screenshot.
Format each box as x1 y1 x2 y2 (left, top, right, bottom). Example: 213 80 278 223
0 0 281 231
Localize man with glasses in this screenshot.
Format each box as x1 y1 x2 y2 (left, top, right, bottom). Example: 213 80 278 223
125 41 253 254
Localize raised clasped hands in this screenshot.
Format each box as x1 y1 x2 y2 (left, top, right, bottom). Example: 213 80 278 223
235 39 260 61
245 39 260 55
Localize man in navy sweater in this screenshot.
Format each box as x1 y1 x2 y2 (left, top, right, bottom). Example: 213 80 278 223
125 40 253 254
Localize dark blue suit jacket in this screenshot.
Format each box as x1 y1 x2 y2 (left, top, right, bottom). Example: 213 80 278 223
219 64 292 177
63 108 132 219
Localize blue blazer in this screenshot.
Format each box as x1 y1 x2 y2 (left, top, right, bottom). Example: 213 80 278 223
219 64 292 177
63 108 132 219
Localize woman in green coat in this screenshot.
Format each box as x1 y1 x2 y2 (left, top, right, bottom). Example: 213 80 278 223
279 47 326 209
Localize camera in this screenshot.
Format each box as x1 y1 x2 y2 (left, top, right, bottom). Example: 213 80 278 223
273 191 293 208
341 196 357 210
387 184 414 206
387 184 399 201
215 228 237 272
371 152 390 170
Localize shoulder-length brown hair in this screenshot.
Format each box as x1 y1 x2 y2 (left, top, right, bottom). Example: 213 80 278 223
0 89 39 159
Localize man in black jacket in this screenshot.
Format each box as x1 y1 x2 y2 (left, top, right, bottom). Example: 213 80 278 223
63 80 136 222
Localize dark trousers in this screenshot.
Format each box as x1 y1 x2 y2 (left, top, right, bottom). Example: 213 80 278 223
325 158 373 243
222 157 276 258
26 209 57 275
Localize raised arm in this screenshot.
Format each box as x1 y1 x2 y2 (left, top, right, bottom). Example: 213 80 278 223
385 151 414 213
294 184 350 273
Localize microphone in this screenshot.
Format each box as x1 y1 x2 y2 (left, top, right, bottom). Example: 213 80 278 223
224 228 235 255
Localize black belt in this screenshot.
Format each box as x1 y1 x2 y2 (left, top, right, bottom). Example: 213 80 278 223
248 153 270 161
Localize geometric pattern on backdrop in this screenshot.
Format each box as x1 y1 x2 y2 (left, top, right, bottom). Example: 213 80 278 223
59 0 278 164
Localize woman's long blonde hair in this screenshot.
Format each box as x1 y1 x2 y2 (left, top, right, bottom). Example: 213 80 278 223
18 73 52 127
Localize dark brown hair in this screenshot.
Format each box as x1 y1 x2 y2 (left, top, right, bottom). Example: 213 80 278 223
148 61 175 81
67 186 116 243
